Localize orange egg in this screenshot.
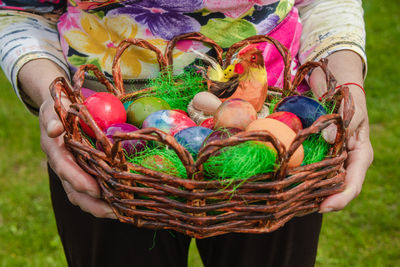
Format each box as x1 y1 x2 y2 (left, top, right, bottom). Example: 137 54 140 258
246 118 304 168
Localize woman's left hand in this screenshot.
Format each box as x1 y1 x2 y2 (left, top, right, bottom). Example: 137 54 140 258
308 51 374 213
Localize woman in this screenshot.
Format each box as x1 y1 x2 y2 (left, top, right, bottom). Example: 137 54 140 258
0 1 373 266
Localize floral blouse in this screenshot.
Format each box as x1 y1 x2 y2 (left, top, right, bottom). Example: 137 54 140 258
0 0 366 113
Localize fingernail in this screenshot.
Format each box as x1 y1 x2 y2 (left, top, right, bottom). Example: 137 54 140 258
47 119 59 135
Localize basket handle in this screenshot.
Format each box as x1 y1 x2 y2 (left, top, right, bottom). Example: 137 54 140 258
224 35 292 93
73 64 118 97
165 32 224 67
112 38 167 95
290 58 337 95
50 77 76 134
111 128 196 178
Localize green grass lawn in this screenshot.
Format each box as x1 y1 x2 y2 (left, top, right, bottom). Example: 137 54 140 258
0 0 399 266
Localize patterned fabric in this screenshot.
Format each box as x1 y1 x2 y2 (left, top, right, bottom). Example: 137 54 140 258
0 0 366 113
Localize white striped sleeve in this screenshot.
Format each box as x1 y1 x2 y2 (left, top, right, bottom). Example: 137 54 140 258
297 0 367 77
0 10 70 114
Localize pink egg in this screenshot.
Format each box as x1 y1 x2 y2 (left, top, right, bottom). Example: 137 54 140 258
214 99 257 130
80 92 126 139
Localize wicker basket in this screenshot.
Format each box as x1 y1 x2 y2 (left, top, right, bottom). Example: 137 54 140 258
50 33 354 238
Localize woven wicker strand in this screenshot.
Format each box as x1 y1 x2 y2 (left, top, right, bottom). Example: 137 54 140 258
50 32 353 238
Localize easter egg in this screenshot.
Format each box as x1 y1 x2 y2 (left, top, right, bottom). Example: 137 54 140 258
123 100 133 111
141 155 178 176
142 110 197 136
172 109 188 116
97 123 146 156
267 111 303 133
127 97 171 128
274 96 327 128
203 127 242 146
174 126 213 156
200 118 214 129
246 118 304 168
81 87 96 99
81 92 126 138
192 91 222 115
214 99 257 130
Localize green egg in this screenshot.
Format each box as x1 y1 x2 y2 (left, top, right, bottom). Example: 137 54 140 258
127 97 171 128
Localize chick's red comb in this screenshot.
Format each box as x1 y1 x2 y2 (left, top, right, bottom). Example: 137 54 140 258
234 62 244 74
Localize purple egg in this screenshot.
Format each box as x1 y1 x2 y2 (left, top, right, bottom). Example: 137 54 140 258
203 128 242 147
274 96 327 128
174 126 212 156
81 87 96 99
97 123 146 156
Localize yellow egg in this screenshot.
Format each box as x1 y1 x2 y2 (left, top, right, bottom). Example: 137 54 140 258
192 91 222 115
246 118 304 168
214 99 257 130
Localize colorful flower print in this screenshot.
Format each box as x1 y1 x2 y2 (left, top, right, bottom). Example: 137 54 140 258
110 0 203 40
204 0 278 19
62 12 158 77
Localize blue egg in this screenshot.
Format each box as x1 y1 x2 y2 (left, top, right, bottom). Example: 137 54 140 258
274 96 327 128
174 126 213 157
123 100 133 111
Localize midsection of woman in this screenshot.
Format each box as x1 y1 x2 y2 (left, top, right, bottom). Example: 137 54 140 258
0 0 366 112
58 0 301 87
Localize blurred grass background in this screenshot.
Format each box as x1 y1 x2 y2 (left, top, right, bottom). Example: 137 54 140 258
0 0 399 266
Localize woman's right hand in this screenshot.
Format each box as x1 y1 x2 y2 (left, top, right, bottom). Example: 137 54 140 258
19 59 116 219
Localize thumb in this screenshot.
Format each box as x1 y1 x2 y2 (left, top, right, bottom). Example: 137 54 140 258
39 98 65 138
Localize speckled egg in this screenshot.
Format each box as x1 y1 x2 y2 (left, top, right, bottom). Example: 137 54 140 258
246 118 304 168
274 96 327 128
214 98 257 130
174 126 213 156
127 97 171 128
142 110 196 136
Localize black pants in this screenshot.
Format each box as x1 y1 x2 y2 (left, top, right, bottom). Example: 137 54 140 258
49 166 322 267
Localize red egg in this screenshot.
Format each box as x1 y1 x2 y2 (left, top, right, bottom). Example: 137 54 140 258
200 118 214 129
80 92 126 138
172 109 188 116
267 111 303 133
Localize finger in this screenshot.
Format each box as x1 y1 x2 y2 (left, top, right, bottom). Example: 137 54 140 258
62 180 116 219
39 98 65 138
308 67 328 97
319 132 373 213
40 132 101 198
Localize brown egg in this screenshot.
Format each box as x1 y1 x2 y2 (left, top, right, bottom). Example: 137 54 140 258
192 91 222 115
246 118 304 168
214 99 257 130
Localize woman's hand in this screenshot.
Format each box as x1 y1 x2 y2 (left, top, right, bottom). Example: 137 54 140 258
19 59 116 219
309 51 373 213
